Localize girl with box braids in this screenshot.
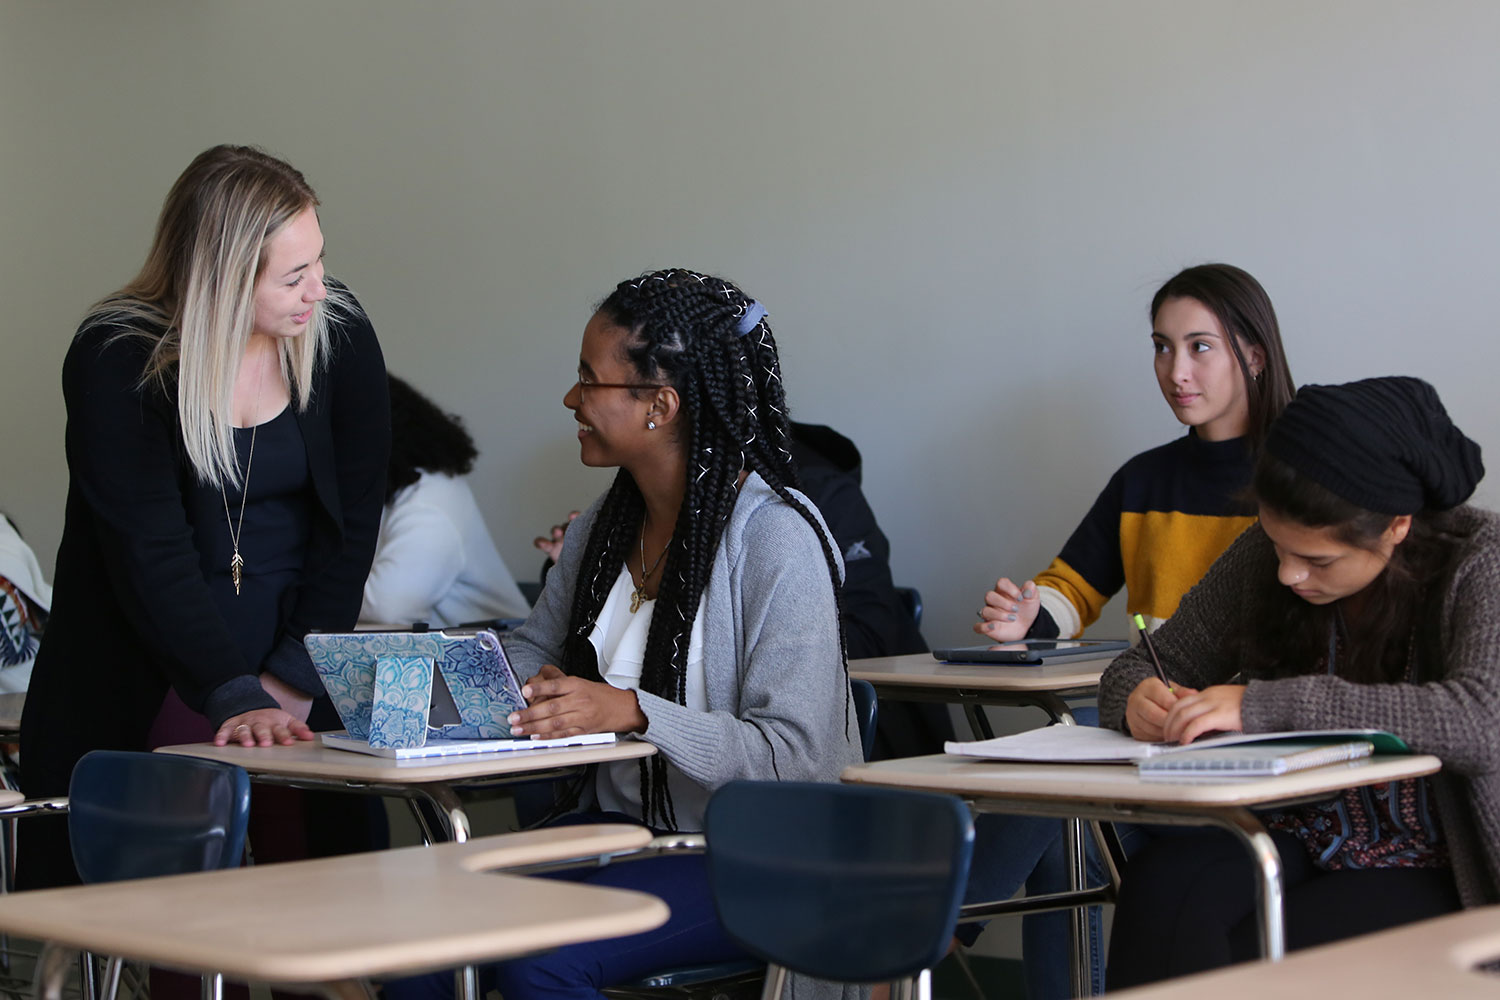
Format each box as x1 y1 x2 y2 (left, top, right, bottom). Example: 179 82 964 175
556 269 847 828
382 270 864 1000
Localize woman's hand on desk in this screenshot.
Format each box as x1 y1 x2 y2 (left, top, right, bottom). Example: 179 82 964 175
1161 685 1245 745
974 577 1041 641
511 664 648 738
212 674 316 747
1125 677 1198 742
213 708 314 747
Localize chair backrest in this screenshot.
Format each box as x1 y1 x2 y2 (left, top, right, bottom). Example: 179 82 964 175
894 586 923 627
68 750 251 884
850 679 878 762
705 780 973 984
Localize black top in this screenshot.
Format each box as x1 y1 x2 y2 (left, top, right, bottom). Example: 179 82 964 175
21 292 388 800
187 406 312 673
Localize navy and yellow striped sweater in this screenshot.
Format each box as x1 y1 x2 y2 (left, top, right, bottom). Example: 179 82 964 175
1031 431 1257 639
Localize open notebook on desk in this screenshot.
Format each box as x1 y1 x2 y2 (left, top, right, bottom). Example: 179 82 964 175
945 725 1409 763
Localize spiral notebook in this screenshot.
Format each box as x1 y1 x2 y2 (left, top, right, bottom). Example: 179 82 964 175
1136 739 1376 780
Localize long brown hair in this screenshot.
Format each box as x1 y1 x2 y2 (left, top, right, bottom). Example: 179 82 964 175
1150 263 1295 454
1237 452 1464 684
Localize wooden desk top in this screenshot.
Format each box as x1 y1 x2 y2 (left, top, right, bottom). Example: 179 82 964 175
848 652 1112 693
842 752 1442 809
158 737 655 784
0 825 666 984
1109 904 1500 998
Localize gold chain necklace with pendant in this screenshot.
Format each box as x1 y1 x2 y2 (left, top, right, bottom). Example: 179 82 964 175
219 354 268 596
630 523 671 614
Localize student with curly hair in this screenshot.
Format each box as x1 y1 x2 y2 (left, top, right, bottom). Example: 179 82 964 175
359 374 529 626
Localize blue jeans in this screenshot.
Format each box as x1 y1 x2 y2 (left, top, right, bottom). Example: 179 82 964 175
381 815 747 1000
960 707 1142 999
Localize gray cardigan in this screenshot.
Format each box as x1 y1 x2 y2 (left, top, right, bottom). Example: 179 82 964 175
508 474 866 1000
1099 505 1500 907
508 472 863 800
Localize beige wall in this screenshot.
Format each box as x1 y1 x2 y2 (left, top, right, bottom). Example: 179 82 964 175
4 0 1498 655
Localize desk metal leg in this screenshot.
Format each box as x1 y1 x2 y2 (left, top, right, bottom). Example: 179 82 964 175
962 704 995 741
1215 807 1285 960
35 941 71 1000
315 979 379 1000
456 964 480 1000
420 785 471 844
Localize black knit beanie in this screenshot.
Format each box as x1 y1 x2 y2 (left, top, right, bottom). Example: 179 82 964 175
1264 377 1484 515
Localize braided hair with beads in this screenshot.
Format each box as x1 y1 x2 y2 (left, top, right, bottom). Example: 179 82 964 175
561 269 848 829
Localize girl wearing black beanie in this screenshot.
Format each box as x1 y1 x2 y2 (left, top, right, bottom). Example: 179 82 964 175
1101 376 1495 987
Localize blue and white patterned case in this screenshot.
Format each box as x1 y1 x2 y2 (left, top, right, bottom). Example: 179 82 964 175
306 629 525 747
369 654 437 748
428 631 525 739
305 632 443 741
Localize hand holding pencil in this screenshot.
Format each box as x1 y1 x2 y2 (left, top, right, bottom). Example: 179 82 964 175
1123 614 1197 742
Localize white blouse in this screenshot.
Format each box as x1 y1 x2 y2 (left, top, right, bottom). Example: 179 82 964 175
589 563 711 829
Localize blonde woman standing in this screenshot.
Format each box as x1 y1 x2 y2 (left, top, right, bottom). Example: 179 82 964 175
20 145 389 890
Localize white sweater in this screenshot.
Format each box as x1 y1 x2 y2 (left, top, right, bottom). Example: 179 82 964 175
359 472 530 627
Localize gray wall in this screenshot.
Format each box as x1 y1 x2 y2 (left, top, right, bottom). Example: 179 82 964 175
4 1 1498 652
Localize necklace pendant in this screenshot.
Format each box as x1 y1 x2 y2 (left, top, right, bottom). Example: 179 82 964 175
230 551 244 596
629 586 645 614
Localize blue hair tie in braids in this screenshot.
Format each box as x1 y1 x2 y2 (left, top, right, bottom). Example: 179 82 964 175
736 300 767 336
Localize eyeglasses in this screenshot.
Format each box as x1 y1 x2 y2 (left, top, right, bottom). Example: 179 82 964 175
575 377 665 393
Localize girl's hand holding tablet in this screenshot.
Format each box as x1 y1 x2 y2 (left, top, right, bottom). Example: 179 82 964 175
511 663 648 739
975 577 1042 640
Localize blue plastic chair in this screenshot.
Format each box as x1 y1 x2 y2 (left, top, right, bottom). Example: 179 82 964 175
707 781 973 999
602 681 882 1000
69 750 252 1000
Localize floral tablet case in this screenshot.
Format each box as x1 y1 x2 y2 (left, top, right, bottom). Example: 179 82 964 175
305 629 527 749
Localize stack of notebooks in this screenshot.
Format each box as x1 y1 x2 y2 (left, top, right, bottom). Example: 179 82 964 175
944 726 1409 780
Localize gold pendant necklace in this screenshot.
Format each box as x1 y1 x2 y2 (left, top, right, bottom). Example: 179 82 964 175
219 355 267 596
630 523 670 614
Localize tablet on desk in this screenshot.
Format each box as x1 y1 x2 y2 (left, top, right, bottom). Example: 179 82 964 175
932 638 1129 664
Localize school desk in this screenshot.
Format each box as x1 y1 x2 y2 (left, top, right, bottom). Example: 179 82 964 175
0 825 668 1000
842 751 1442 993
850 648 1118 990
848 651 1118 736
156 738 656 843
1105 903 1500 999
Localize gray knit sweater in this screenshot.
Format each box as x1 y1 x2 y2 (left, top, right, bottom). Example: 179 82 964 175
1099 505 1500 907
506 473 865 1000
508 473 862 795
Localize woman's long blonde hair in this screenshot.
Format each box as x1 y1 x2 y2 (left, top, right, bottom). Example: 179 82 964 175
88 144 356 486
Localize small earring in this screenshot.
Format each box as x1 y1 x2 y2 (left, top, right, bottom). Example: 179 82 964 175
647 420 656 431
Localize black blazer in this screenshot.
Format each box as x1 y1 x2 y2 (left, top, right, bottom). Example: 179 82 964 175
20 300 389 797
